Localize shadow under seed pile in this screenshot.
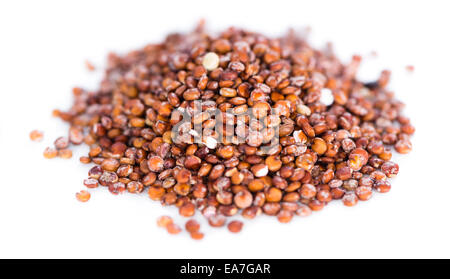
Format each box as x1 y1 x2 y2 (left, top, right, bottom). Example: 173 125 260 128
49 25 414 234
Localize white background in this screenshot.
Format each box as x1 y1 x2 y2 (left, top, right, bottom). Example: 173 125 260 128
1 0 449 259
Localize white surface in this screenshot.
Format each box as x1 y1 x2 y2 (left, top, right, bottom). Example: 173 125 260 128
1 0 450 259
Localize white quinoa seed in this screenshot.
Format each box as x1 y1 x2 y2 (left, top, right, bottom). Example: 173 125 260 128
320 88 334 106
202 52 220 71
254 165 268 177
205 136 217 149
296 104 311 116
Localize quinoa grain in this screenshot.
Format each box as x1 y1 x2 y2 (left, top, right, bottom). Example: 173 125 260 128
29 130 44 142
75 190 90 202
43 23 414 236
227 220 243 233
43 147 58 159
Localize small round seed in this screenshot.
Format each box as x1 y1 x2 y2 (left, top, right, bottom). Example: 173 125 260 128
190 231 205 240
296 205 312 217
29 130 44 142
69 127 84 145
277 210 294 223
179 202 196 217
148 186 165 200
79 156 91 164
343 192 358 206
157 216 173 228
43 147 58 159
83 178 98 189
147 156 164 172
185 219 200 233
356 186 373 201
234 190 253 209
88 166 103 179
227 220 243 233
381 161 399 178
54 136 69 149
308 200 325 211
127 181 144 193
312 138 327 155
395 140 412 154
75 190 90 202
266 187 282 202
101 158 120 172
166 223 182 234
202 52 220 71
58 148 72 159
208 214 226 227
374 181 391 193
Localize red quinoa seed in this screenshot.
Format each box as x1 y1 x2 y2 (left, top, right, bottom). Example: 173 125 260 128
227 220 243 233
157 216 173 228
29 130 44 142
76 190 91 202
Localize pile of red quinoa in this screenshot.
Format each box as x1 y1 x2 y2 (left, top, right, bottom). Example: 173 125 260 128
42 24 414 238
